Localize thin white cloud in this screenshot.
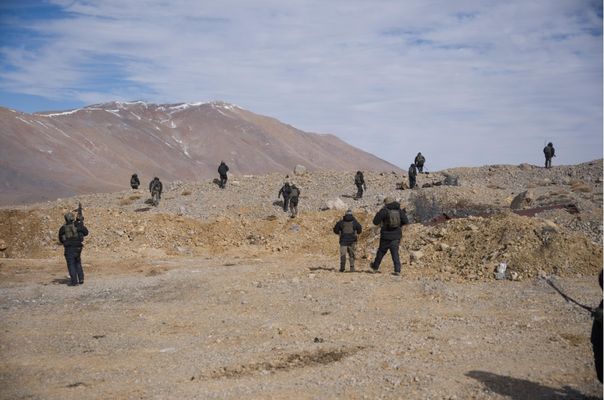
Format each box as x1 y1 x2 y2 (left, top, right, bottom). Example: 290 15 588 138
0 0 601 169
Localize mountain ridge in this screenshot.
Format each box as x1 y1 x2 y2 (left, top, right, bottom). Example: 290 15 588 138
0 101 401 205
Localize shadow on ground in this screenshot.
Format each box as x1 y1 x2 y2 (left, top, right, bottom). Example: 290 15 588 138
51 278 71 285
466 370 601 400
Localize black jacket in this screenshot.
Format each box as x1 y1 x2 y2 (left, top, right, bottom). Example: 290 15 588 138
278 183 292 198
58 221 89 250
408 164 417 178
218 162 229 177
333 215 362 245
151 179 163 195
130 174 140 186
354 172 365 187
372 202 409 240
543 145 555 158
415 154 425 166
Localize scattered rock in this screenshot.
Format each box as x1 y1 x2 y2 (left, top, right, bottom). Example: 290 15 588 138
294 165 307 176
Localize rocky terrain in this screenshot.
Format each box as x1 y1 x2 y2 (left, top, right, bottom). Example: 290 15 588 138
0 160 602 399
0 101 400 205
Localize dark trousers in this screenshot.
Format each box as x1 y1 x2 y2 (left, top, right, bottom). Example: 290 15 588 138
65 249 84 285
219 175 227 188
545 157 552 168
282 196 290 212
290 197 298 217
373 238 401 273
409 176 416 189
356 184 363 198
417 164 423 173
131 183 139 189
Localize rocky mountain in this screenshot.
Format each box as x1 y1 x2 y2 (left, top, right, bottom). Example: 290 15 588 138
0 101 400 205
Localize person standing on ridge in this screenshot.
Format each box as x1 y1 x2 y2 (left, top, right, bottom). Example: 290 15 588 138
414 152 425 173
408 163 418 189
58 211 89 286
218 161 229 188
354 171 366 199
543 142 555 168
369 197 409 276
333 209 362 272
130 173 140 189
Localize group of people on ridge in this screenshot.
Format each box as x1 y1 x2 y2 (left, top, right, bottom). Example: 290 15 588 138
278 179 301 218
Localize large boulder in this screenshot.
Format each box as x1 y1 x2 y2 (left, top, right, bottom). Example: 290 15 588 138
322 198 347 211
294 165 307 176
510 190 535 210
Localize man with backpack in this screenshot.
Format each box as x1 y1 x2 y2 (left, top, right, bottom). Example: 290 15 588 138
369 197 409 276
408 163 418 189
58 211 89 286
333 209 363 272
278 181 292 212
130 173 140 189
414 152 426 173
289 183 301 218
354 171 366 199
543 142 555 168
150 177 163 206
218 161 229 188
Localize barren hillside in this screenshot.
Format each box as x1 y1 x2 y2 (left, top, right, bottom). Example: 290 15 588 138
0 101 400 205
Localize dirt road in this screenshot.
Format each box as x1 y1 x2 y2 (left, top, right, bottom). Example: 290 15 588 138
0 255 601 399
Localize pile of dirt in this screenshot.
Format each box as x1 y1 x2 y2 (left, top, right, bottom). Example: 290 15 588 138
0 205 600 282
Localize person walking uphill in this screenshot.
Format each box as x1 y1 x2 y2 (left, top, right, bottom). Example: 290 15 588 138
278 181 292 212
414 152 425 173
58 211 89 286
218 161 229 188
333 209 362 272
354 171 366 199
369 197 409 276
543 142 555 169
289 183 301 218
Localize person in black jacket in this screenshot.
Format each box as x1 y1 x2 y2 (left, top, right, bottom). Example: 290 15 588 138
543 142 555 168
369 197 409 275
408 163 418 189
218 161 229 188
278 181 292 212
354 171 366 199
333 209 363 272
150 177 163 206
58 211 89 286
289 184 301 218
130 173 140 189
592 270 603 383
414 152 425 173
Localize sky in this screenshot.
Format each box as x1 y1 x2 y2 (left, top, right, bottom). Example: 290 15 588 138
0 0 602 170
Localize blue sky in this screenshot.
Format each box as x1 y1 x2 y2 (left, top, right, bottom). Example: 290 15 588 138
0 0 602 170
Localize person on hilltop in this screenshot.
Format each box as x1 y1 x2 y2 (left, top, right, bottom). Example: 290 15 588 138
414 152 426 173
278 180 292 212
333 209 362 272
354 171 366 199
369 197 409 276
130 173 140 189
408 163 418 189
58 211 89 286
218 161 229 189
543 142 555 169
289 183 301 218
